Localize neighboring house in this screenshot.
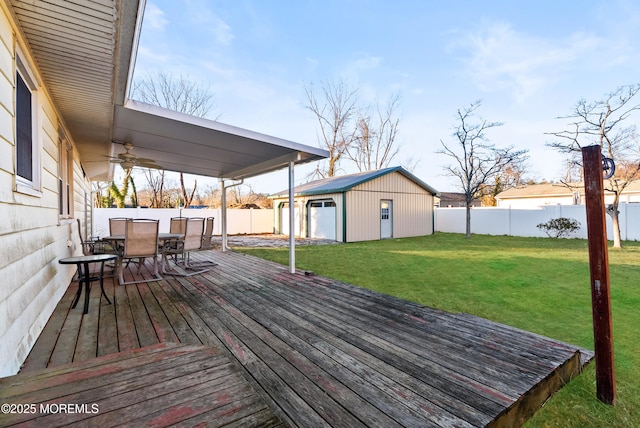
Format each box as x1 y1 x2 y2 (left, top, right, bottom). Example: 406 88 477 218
435 192 482 207
0 1 325 377
495 181 640 208
270 166 439 242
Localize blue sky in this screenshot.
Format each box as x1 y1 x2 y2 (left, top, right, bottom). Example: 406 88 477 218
132 0 640 193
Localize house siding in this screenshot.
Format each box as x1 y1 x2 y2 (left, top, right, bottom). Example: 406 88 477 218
0 5 90 377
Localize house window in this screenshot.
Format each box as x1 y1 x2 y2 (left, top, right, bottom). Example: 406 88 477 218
58 136 73 218
15 53 40 194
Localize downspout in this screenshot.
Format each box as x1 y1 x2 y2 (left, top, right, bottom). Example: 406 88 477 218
220 178 243 252
90 184 110 237
342 192 347 243
432 195 436 235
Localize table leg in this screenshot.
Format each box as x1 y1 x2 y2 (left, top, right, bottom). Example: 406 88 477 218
99 261 112 304
71 264 83 309
82 261 91 314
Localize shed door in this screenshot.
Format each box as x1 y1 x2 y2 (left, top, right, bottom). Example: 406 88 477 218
309 200 336 240
380 200 393 239
280 203 301 237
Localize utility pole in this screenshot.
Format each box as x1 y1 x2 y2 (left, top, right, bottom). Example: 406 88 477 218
582 145 616 405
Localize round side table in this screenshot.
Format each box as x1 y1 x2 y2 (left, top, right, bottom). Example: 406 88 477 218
58 254 118 314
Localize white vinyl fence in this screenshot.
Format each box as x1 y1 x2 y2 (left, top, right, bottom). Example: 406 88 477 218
93 208 274 237
435 203 640 241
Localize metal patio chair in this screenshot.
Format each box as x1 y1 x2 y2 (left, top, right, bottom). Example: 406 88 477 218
181 216 218 269
117 219 162 285
162 217 209 276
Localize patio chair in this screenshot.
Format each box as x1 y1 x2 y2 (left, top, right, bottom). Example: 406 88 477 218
107 216 132 266
165 216 188 263
190 216 218 267
74 219 116 279
109 217 130 236
76 219 101 256
170 216 188 234
176 217 218 269
117 219 162 285
162 217 208 276
201 217 215 250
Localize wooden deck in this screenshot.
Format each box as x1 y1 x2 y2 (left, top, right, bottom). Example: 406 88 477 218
1 343 282 427
16 250 592 427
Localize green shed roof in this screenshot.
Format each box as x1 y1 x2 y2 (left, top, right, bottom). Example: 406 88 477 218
270 166 439 198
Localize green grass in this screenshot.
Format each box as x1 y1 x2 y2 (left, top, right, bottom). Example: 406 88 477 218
236 233 640 427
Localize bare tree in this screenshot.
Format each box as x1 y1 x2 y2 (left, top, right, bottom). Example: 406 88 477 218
547 84 640 248
133 71 217 117
304 79 359 178
480 162 528 206
347 94 401 171
401 156 421 173
439 101 528 238
132 71 218 206
142 168 165 208
180 173 197 208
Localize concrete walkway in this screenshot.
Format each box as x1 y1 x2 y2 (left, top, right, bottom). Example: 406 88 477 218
224 234 340 248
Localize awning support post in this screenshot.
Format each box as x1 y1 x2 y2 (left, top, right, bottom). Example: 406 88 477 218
220 178 243 252
288 160 295 274
221 179 227 252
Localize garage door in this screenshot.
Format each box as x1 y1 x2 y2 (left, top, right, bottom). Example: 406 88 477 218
280 203 301 237
308 200 336 240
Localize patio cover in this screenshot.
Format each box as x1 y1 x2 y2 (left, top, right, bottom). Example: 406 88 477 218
111 100 327 180
9 0 325 272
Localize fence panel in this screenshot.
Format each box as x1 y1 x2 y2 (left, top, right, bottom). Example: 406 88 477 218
435 203 639 241
93 208 274 237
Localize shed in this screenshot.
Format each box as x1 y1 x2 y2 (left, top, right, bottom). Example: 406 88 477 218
270 167 438 242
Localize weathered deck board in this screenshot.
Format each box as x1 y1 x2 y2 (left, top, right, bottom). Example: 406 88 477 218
1 343 281 427
18 250 593 427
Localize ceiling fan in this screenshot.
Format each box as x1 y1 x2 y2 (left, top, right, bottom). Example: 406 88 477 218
108 142 160 170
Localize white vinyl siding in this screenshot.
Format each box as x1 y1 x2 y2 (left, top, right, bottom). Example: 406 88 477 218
0 7 91 377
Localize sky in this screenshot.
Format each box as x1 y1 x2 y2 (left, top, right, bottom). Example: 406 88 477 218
131 0 640 194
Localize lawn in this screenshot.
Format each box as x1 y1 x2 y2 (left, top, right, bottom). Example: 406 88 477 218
236 232 640 428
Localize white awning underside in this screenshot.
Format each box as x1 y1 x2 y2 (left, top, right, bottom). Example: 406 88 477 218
109 100 326 180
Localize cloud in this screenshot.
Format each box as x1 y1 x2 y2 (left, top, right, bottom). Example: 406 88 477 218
143 3 168 31
453 22 608 103
339 52 384 83
210 17 234 46
183 0 234 46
